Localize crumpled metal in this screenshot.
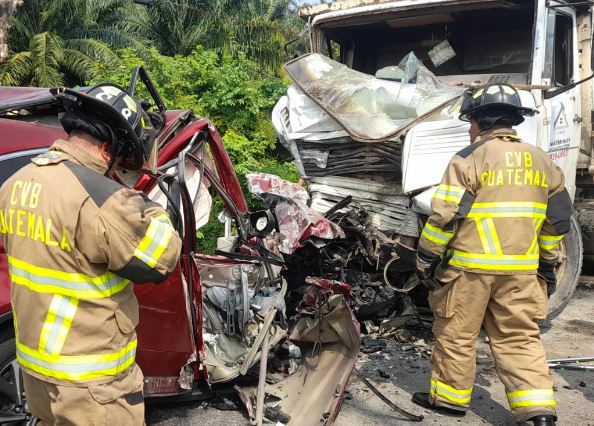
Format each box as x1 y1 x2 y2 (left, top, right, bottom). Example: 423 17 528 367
275 201 345 254
283 52 464 142
246 172 310 205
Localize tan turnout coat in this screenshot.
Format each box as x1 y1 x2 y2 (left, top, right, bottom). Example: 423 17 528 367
0 140 181 386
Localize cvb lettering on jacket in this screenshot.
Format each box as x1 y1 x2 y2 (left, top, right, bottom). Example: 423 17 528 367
480 151 548 188
0 180 72 252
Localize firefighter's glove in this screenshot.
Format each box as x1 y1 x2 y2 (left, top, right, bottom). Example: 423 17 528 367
416 250 440 290
538 260 557 298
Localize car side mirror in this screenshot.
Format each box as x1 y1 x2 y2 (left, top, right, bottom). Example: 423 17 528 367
248 210 276 238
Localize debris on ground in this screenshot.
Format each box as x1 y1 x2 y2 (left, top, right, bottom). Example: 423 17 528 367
378 369 391 379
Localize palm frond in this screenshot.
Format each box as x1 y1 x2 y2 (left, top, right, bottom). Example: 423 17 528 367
70 27 138 49
61 48 97 83
64 38 118 65
42 0 80 32
0 51 33 85
30 32 65 87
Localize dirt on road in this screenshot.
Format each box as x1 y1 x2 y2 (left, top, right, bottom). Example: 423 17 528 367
147 287 594 426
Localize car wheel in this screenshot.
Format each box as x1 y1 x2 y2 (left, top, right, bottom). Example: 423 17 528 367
547 215 582 320
0 330 35 425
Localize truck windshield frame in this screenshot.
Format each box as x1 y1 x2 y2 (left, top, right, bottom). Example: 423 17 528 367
313 2 536 83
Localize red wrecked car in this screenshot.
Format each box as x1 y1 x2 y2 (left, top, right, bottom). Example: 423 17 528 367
0 68 360 425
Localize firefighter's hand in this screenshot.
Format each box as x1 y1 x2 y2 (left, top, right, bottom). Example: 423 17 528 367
416 250 440 290
538 260 557 298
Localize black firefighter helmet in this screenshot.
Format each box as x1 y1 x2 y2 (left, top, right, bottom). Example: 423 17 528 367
459 84 537 129
51 83 156 170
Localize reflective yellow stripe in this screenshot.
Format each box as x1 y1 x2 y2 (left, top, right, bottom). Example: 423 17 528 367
8 257 130 299
421 222 454 246
475 218 502 255
538 234 564 251
433 184 465 204
449 250 539 271
526 218 543 255
38 295 79 355
430 379 472 405
527 236 538 256
484 218 503 255
16 339 137 382
507 389 556 409
13 304 19 337
134 217 174 268
154 213 172 225
475 218 491 254
468 202 547 219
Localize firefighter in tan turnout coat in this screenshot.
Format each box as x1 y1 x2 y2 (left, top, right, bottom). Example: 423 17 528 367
412 84 572 426
0 84 182 425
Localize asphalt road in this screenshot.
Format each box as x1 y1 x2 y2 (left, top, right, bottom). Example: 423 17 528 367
147 286 594 426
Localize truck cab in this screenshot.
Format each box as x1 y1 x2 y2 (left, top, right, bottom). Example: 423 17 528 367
302 0 590 192
274 0 592 316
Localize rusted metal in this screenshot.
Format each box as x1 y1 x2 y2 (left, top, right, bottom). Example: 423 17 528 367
298 0 519 19
299 0 399 18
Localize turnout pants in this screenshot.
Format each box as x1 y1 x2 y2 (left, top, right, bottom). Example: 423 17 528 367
22 364 145 426
428 269 556 423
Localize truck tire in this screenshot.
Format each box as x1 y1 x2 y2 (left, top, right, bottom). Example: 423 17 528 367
547 215 582 320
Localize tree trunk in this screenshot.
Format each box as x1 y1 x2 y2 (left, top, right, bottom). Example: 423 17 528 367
0 0 23 63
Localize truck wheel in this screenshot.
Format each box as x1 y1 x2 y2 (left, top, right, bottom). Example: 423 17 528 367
0 329 35 425
547 215 582 320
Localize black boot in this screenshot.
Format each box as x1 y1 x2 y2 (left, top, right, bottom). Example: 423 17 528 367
528 415 556 426
412 392 466 417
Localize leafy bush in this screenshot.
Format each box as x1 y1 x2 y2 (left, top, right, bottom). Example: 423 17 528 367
92 46 296 252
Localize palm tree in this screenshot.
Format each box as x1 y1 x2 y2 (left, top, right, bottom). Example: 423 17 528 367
206 0 297 69
0 32 100 86
131 0 303 71
128 0 205 57
1 0 139 86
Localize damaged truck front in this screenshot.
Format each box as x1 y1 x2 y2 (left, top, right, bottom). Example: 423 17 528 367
273 0 592 323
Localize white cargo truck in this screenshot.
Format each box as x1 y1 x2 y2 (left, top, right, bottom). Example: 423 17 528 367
273 0 594 317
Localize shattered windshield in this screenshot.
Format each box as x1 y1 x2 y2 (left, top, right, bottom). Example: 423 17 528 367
284 52 464 142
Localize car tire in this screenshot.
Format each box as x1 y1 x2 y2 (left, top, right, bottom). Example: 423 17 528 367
547 215 582 320
0 328 35 425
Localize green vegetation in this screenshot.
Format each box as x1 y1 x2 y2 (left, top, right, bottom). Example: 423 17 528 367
128 0 296 69
0 0 305 85
88 45 299 254
1 0 305 251
1 0 132 85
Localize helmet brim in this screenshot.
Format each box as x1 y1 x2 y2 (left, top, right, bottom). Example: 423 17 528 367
458 103 538 122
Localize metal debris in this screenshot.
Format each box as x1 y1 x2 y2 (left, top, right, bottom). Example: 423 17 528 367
548 356 594 371
354 369 424 422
